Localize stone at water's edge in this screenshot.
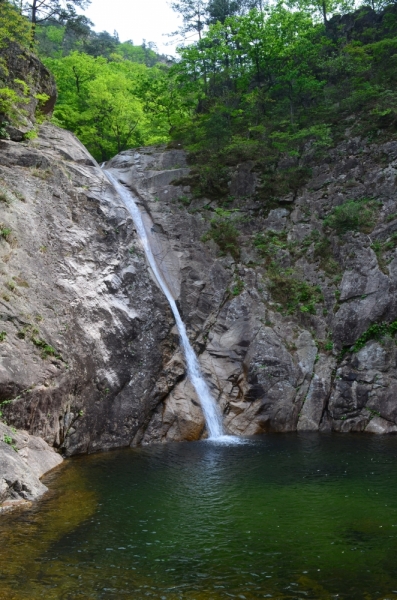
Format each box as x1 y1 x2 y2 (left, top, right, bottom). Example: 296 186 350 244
0 421 62 512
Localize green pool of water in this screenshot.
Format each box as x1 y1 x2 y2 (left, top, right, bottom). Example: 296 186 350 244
1 433 397 599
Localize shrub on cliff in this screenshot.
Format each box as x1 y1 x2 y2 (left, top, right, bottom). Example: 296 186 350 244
267 266 324 315
202 209 240 259
323 198 379 234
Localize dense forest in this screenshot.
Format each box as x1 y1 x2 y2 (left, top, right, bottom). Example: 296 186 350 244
0 0 188 158
1 0 397 167
173 1 397 205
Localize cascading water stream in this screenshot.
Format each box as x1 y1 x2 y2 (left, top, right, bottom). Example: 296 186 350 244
104 170 224 439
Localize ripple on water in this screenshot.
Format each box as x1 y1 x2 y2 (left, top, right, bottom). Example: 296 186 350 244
1 433 397 599
206 435 254 445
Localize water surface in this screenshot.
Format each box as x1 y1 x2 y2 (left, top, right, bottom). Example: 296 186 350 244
1 433 397 599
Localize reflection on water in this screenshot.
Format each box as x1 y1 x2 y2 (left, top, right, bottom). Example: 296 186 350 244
1 433 397 599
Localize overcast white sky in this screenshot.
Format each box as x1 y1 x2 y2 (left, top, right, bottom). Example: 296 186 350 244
84 0 184 55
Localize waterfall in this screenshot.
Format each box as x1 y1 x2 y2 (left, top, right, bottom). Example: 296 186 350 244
104 170 224 439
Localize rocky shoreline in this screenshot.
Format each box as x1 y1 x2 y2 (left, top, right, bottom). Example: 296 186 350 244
0 421 62 513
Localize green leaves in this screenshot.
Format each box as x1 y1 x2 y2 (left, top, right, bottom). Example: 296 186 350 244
323 198 380 234
201 209 240 258
45 52 188 160
352 321 397 353
267 265 324 315
0 2 31 50
270 124 332 154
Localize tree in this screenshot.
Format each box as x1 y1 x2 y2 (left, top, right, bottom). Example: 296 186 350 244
169 0 209 40
118 40 159 66
20 0 91 43
44 51 188 159
206 0 240 24
83 30 118 57
0 0 31 49
35 14 92 57
286 0 354 25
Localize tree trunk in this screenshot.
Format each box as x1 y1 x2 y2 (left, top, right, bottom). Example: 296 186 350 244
30 0 38 47
321 0 327 25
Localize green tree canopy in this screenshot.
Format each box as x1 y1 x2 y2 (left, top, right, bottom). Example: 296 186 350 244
44 51 189 160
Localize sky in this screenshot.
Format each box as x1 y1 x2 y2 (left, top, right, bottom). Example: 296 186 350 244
84 0 184 55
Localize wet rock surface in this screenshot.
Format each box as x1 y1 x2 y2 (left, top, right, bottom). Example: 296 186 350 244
0 124 180 470
106 138 397 439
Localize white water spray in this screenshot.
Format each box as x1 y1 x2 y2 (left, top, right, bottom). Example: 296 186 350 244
104 170 224 439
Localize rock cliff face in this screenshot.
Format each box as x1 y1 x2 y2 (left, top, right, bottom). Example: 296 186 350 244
106 137 397 438
1 120 397 511
0 124 181 464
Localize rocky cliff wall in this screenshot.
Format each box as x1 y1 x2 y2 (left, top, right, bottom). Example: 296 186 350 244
0 124 187 465
106 136 397 439
2 121 397 509
0 42 57 141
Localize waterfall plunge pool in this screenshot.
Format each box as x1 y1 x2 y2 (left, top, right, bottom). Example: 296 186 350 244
1 433 397 599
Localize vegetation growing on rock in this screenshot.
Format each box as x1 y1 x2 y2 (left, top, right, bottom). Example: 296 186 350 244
323 197 379 234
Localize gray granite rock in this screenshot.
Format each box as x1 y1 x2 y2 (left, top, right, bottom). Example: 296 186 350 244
0 125 177 456
0 421 62 513
106 137 397 438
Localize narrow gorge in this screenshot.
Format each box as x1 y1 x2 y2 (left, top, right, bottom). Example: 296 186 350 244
2 4 397 517
3 120 397 511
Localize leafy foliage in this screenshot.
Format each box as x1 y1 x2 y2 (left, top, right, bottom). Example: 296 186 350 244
201 208 240 258
351 320 397 352
169 2 397 205
339 320 397 359
31 336 61 359
0 1 31 49
267 265 324 314
253 231 325 313
0 4 40 132
0 226 11 240
323 198 379 234
44 52 188 160
35 21 164 65
254 230 289 263
311 232 340 275
371 231 397 272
